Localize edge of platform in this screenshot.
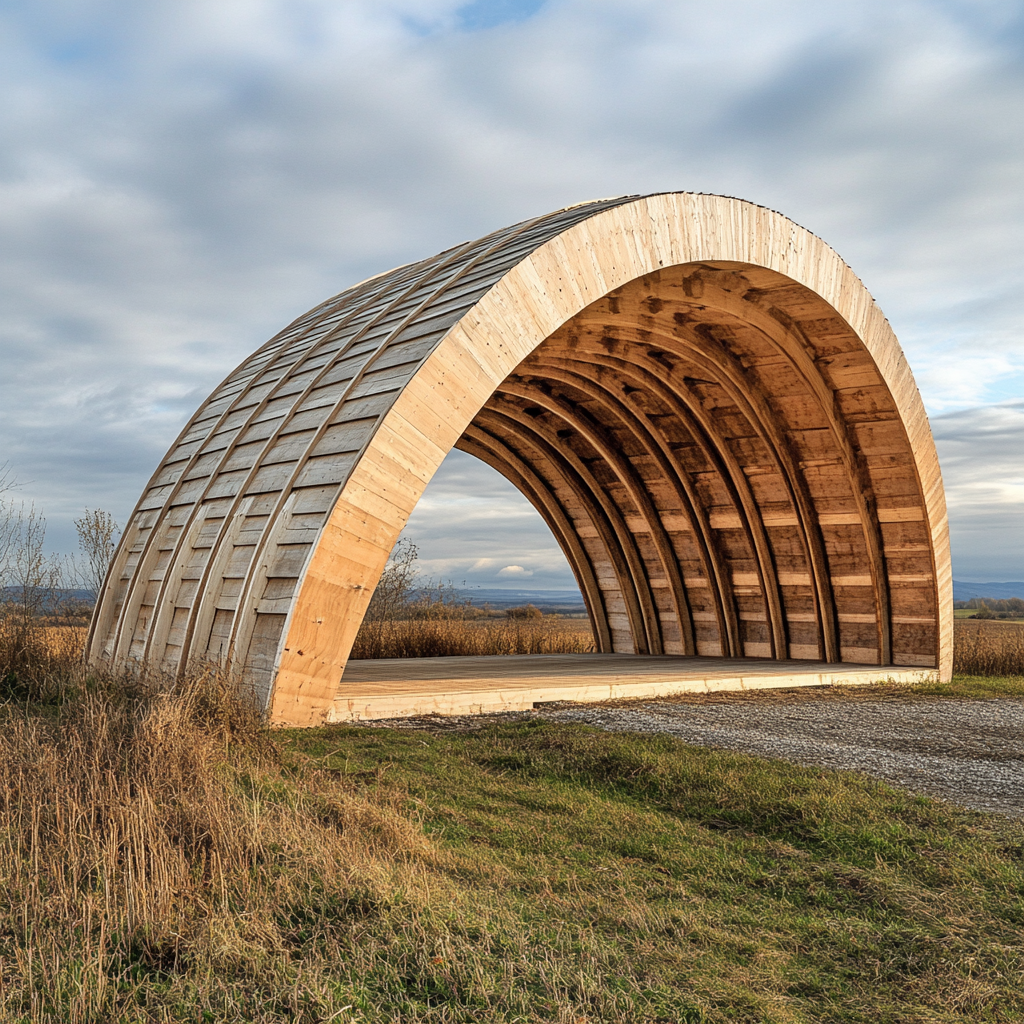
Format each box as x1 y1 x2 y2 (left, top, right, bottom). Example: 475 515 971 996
327 666 939 723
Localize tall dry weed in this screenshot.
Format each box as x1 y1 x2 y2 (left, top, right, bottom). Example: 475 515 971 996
0 615 86 701
0 669 429 1023
352 617 596 659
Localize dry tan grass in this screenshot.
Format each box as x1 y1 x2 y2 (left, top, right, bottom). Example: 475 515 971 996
40 625 88 656
953 618 1024 677
351 616 595 659
0 668 432 1023
0 617 89 699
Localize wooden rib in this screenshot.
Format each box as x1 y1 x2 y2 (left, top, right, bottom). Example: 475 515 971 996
499 373 697 656
665 283 893 664
522 358 735 657
569 343 790 660
474 405 655 654
456 426 613 652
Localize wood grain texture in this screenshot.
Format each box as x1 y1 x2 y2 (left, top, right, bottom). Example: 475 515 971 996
87 193 951 726
329 654 939 722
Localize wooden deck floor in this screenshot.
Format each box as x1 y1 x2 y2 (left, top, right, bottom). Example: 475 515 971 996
329 654 937 722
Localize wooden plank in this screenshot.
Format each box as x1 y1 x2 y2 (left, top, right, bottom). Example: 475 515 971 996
328 654 937 722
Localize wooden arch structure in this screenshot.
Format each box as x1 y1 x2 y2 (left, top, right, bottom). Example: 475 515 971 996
88 193 951 726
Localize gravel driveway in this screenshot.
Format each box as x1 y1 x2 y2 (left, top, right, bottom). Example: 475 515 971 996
366 690 1024 817
536 695 1024 817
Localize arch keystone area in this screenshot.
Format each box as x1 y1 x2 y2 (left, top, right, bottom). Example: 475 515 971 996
87 193 952 726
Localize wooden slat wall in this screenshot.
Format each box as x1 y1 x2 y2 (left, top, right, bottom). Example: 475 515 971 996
87 193 950 725
87 197 638 701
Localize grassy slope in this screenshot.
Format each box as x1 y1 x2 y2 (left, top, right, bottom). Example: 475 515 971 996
280 707 1024 1023
3 674 1024 1023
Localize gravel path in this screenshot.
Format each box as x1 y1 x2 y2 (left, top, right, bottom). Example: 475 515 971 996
536 696 1024 816
365 692 1024 817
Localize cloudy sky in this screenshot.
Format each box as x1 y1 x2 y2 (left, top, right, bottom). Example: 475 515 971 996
0 0 1021 589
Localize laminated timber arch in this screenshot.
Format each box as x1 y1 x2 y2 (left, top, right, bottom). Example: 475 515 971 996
87 193 952 726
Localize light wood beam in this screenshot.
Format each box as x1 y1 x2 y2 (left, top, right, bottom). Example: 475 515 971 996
499 371 697 655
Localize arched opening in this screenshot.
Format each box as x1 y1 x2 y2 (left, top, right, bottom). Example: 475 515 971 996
397 448 585 598
459 262 906 666
87 193 950 726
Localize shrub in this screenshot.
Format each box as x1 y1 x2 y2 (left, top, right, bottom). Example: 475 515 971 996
505 603 543 620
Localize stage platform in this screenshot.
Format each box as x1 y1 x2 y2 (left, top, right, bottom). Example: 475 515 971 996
329 654 937 722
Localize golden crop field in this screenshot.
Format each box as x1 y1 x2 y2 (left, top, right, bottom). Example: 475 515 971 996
24 617 1024 676
953 617 1024 676
351 615 595 659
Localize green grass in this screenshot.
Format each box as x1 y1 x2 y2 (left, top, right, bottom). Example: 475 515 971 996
907 672 1024 699
5 669 1024 1023
275 716 1024 1023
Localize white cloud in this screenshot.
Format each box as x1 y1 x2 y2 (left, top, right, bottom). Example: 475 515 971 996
0 0 1019 579
932 401 1024 580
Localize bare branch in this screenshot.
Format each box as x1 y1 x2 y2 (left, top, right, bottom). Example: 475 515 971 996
74 508 121 602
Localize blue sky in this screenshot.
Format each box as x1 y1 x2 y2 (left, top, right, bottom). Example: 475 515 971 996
0 0 1021 585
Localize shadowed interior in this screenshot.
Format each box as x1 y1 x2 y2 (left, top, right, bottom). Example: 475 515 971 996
459 263 936 668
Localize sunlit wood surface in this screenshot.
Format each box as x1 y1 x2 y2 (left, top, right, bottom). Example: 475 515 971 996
331 654 939 722
88 193 951 726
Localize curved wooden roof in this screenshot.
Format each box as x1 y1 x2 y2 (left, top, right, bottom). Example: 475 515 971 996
88 193 951 725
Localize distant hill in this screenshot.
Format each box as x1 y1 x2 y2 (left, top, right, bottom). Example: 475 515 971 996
952 581 1024 601
1 586 94 609
12 582 1018 615
463 583 1024 611
458 588 587 615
